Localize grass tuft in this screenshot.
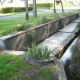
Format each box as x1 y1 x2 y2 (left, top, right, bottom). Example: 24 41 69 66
26 44 52 60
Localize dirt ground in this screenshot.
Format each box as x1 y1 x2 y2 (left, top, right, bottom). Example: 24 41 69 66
19 63 59 80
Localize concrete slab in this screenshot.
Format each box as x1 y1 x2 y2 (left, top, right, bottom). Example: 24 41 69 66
39 32 73 50
59 23 78 33
0 50 25 55
72 18 80 23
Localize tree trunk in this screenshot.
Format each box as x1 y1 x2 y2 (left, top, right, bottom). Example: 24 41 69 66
54 0 56 14
33 0 37 17
26 0 29 20
61 0 64 13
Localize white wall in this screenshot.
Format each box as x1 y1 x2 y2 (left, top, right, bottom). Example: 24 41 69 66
0 0 66 8
0 0 26 7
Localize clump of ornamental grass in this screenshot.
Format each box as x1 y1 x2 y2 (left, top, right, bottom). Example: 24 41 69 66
25 44 52 60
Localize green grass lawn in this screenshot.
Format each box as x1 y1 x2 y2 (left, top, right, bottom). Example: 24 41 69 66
0 54 31 80
0 54 57 80
0 12 77 37
0 11 25 17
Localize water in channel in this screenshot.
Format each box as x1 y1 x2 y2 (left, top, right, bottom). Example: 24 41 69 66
61 35 80 80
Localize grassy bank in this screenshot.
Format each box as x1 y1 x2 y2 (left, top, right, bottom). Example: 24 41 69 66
0 54 31 80
0 54 57 80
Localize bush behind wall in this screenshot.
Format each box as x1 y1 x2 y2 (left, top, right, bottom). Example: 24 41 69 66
29 3 54 9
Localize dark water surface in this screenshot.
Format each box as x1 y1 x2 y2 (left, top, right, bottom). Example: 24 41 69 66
61 36 80 80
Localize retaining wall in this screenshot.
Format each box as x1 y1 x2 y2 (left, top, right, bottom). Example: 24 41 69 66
0 13 79 51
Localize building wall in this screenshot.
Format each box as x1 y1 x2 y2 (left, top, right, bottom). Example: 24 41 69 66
0 0 66 8
0 0 26 7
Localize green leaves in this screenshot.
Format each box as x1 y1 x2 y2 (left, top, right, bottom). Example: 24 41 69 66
26 44 52 60
0 54 31 80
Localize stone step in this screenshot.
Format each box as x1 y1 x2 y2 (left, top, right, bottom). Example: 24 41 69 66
0 50 25 55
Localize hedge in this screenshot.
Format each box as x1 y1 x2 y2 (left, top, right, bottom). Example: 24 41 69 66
60 3 72 7
0 7 32 13
29 3 54 9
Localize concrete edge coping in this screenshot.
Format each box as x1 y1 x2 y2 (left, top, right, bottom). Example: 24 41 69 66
54 56 67 80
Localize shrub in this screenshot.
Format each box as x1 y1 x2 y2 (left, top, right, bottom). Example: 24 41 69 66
26 44 52 60
0 7 12 13
60 3 72 7
29 3 54 9
0 7 32 13
40 16 53 24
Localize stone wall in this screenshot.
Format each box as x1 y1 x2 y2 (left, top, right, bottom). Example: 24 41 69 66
0 13 79 51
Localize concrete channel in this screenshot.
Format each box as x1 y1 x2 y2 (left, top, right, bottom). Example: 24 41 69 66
0 14 80 57
0 13 79 51
0 13 80 80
